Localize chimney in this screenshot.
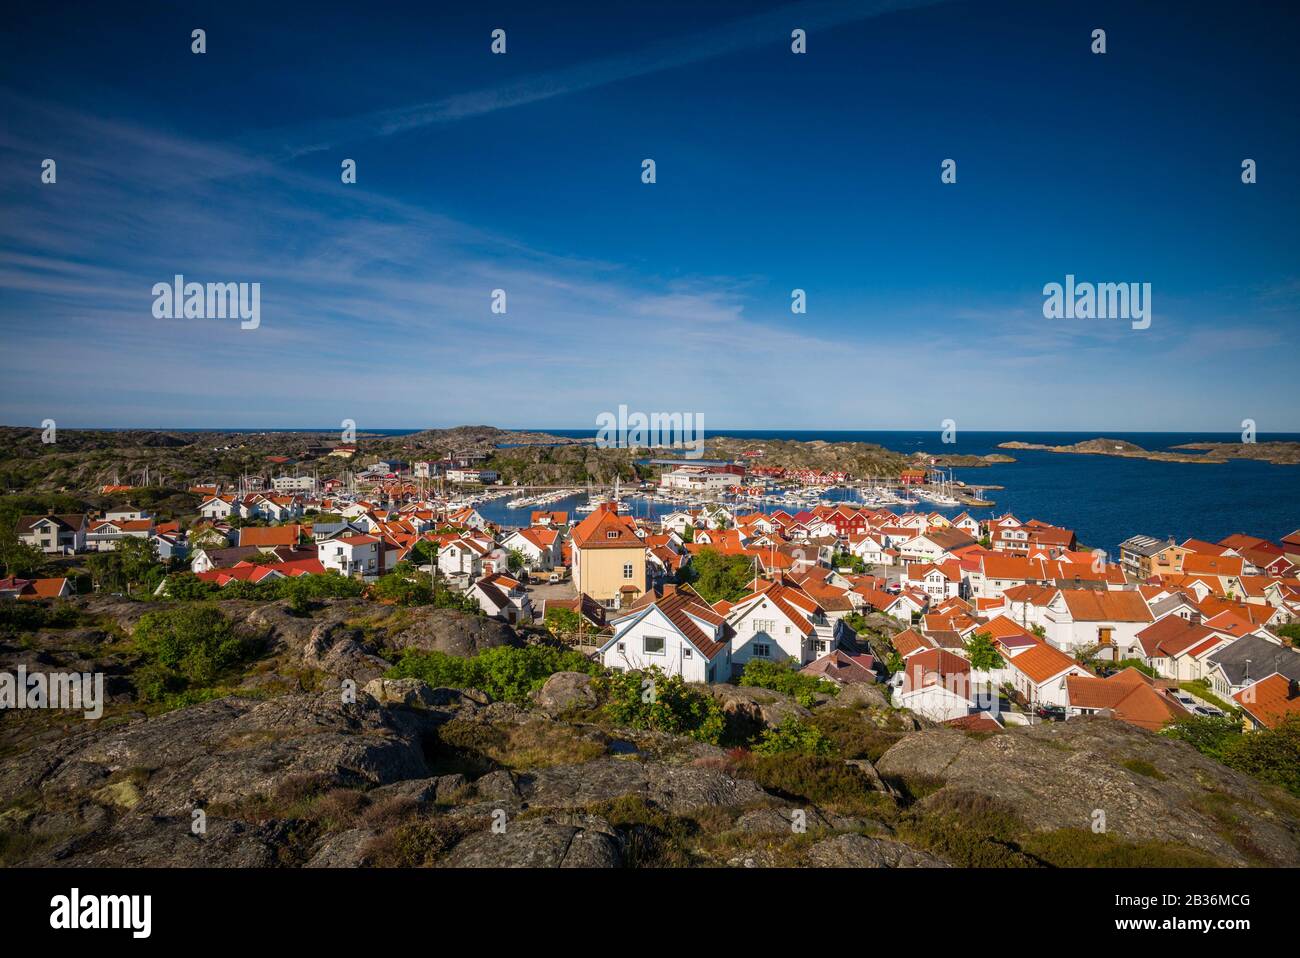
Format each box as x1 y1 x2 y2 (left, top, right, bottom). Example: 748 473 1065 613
1190 610 1202 626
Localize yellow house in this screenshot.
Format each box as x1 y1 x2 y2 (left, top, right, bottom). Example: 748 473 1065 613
571 504 646 609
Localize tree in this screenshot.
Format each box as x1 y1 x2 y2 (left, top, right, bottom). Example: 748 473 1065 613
964 631 1005 672
114 535 164 594
507 548 528 573
0 532 45 578
371 563 434 606
544 607 582 636
408 539 438 566
1276 622 1300 647
681 548 754 603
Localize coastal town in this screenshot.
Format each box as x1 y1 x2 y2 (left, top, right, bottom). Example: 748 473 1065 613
6 442 1299 739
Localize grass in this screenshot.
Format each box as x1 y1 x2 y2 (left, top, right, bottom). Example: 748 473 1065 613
1121 758 1167 780
362 814 480 867
1021 829 1222 868
898 790 1040 867
436 717 608 771
809 708 907 762
734 753 899 819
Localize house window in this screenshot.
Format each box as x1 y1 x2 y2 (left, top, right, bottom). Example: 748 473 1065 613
623 563 634 578
682 648 692 658
617 642 625 653
753 643 771 658
644 636 665 655
607 531 619 539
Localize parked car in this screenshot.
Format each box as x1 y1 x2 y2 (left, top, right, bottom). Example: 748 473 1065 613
1192 704 1224 717
1034 704 1067 721
1172 692 1197 707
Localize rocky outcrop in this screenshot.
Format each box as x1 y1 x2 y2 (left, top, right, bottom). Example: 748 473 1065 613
532 671 598 712
706 684 810 734
0 691 437 818
806 833 949 868
382 610 517 657
519 758 770 815
441 815 622 868
875 718 1300 866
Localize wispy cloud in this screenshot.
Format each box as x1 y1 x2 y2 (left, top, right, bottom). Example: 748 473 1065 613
264 0 946 157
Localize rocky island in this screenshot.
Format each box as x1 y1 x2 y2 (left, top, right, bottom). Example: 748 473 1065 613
998 437 1300 465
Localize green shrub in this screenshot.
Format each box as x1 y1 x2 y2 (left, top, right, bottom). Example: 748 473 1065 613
387 645 600 705
599 667 726 744
1162 715 1242 763
900 790 1038 868
753 717 834 756
810 708 904 761
1224 715 1300 797
739 659 838 707
736 753 895 818
0 601 78 636
132 604 257 701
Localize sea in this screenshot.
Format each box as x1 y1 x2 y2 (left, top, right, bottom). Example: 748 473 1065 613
198 428 1300 554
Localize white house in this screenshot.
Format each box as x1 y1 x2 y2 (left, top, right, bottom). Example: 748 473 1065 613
1005 642 1089 708
438 537 490 578
15 514 88 555
470 573 534 624
892 649 981 722
85 517 155 552
600 586 733 683
848 535 893 567
1039 589 1153 660
317 534 382 578
725 583 846 671
906 561 965 601
501 527 560 571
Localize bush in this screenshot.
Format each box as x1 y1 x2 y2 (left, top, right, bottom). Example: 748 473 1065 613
1162 715 1243 764
386 645 600 705
810 709 905 762
900 790 1038 868
736 753 895 818
753 717 834 756
600 667 726 744
739 659 838 708
1224 715 1300 797
0 601 79 636
1163 714 1300 798
132 604 257 701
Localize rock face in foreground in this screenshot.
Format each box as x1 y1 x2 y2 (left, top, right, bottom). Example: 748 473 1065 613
2 662 1297 868
875 718 1300 866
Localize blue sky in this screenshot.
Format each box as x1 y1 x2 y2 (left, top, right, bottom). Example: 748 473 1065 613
1 0 1298 431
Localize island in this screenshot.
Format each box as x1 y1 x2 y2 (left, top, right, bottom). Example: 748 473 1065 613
997 437 1300 465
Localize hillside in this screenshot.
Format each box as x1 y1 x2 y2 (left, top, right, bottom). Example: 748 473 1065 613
2 595 1297 868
